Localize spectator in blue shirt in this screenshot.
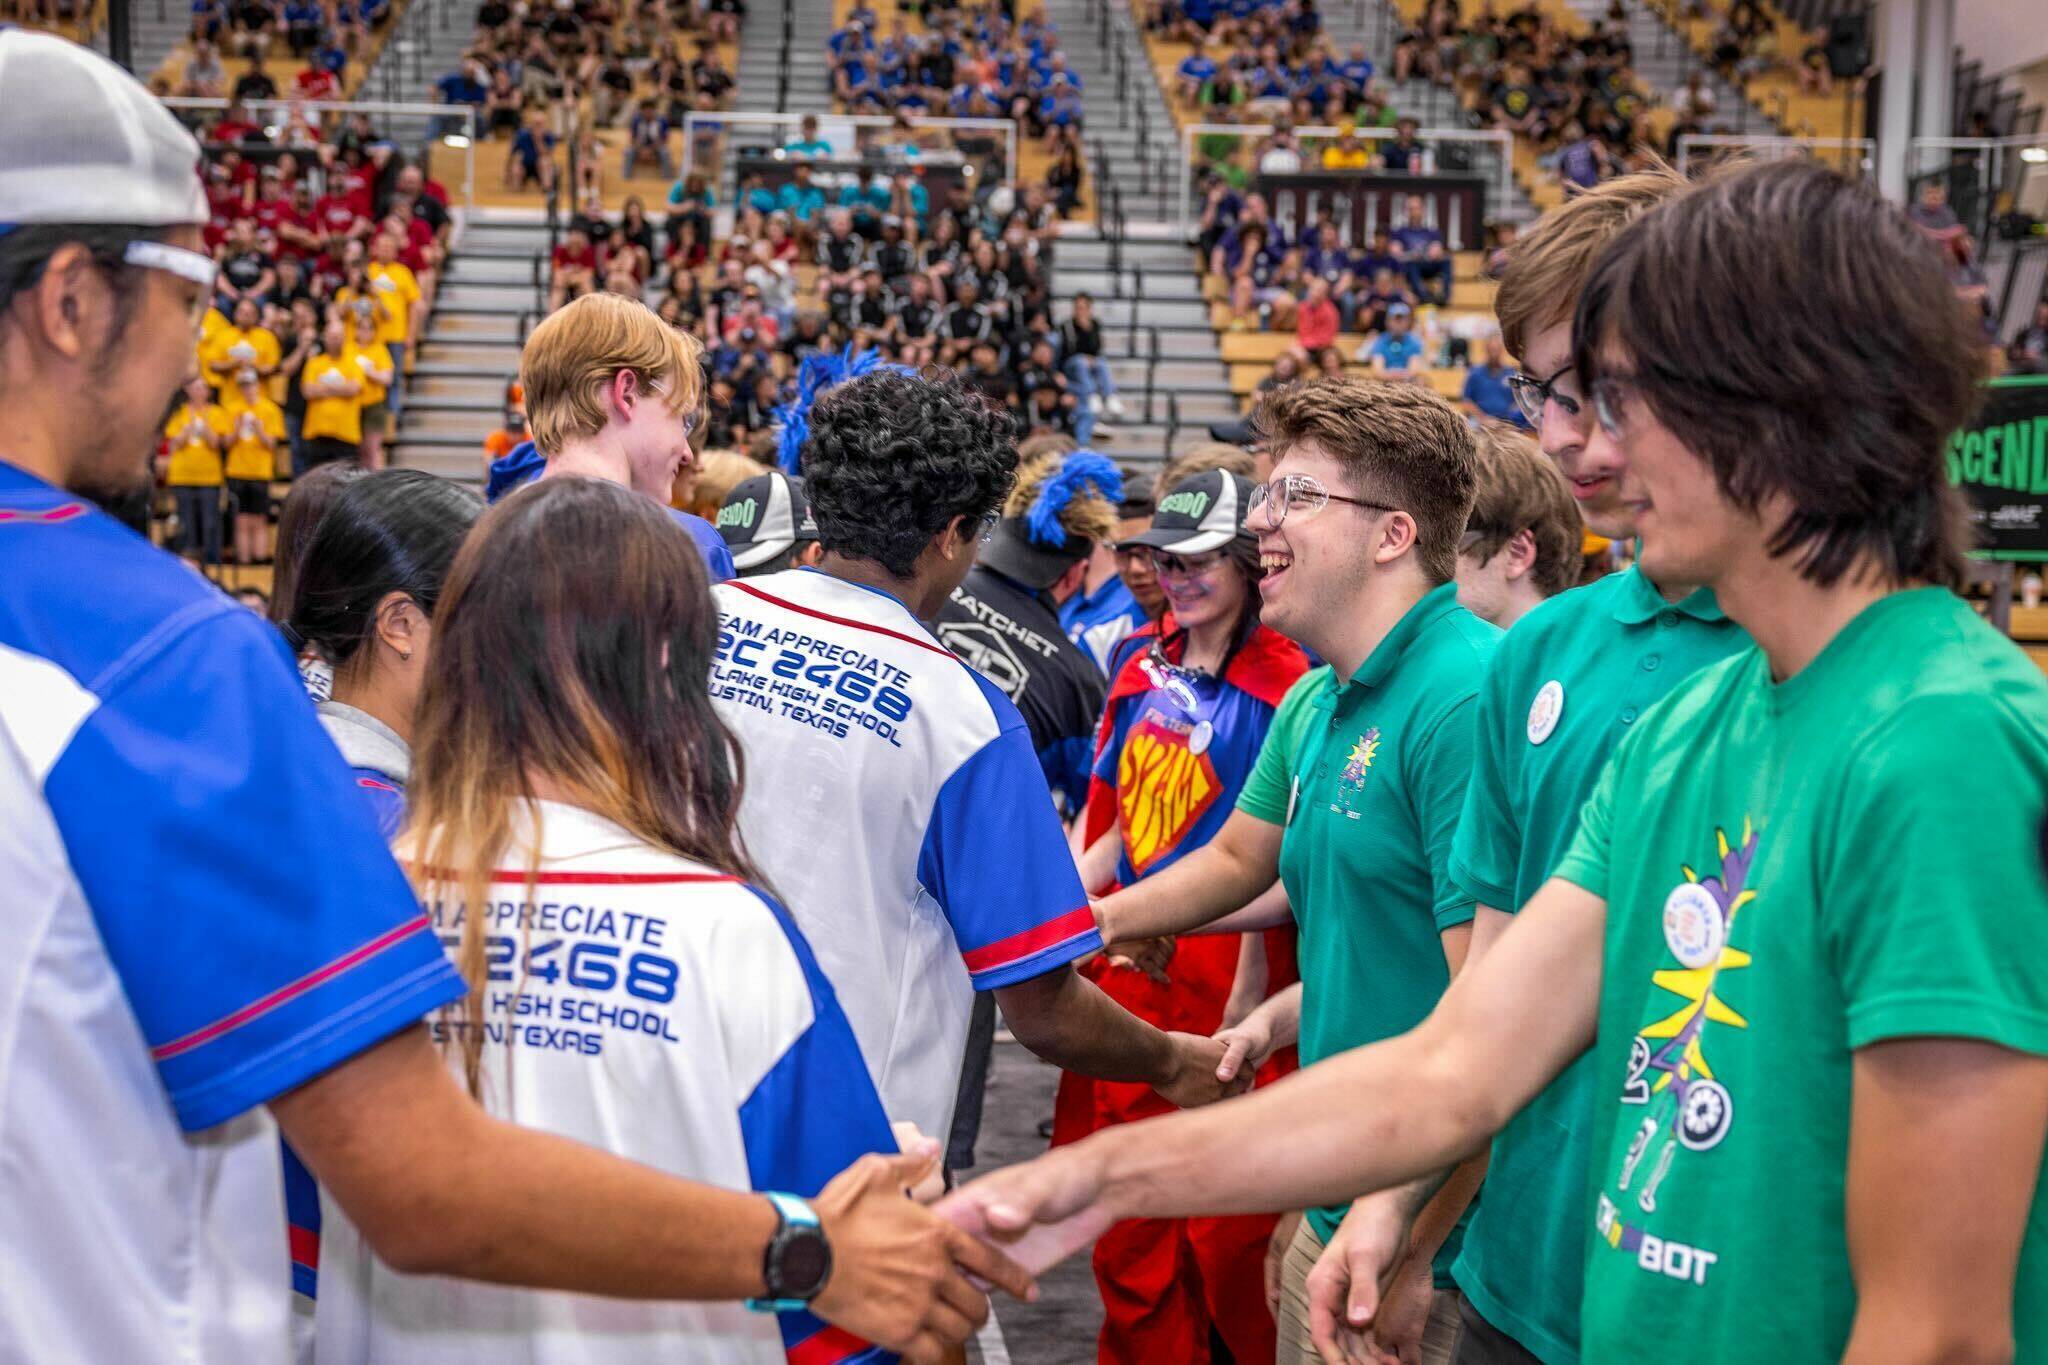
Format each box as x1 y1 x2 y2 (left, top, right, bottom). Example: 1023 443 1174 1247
1390 192 1452 304
833 50 873 103
1040 75 1084 130
782 113 834 158
1336 43 1374 92
1364 302 1426 378
776 162 826 226
1460 334 1527 426
1177 48 1218 102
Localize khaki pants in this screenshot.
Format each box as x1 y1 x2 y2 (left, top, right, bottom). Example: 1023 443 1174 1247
1276 1216 1464 1365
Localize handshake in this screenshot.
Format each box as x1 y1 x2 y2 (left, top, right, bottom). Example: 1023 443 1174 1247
823 1001 1266 1360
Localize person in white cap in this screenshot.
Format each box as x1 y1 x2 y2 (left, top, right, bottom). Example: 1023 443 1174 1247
0 30 1028 1364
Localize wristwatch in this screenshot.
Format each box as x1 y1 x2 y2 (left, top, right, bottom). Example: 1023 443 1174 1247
745 1191 834 1313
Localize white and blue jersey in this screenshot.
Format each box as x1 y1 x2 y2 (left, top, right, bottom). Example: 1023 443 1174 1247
314 801 898 1364
1059 573 1151 677
0 460 464 1362
710 569 1102 1140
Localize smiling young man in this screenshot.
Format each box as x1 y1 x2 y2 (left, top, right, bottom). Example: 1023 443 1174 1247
499 292 735 581
1084 375 1498 1365
1312 167 1758 1365
942 159 2048 1365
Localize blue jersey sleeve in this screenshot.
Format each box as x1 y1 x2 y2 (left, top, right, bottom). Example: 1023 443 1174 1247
670 506 736 583
42 606 463 1131
349 766 406 838
737 891 899 1365
917 718 1100 990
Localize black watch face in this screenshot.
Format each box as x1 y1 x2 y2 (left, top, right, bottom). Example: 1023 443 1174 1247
778 1228 831 1298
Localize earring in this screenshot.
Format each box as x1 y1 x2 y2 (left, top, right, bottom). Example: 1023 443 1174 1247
399 649 413 662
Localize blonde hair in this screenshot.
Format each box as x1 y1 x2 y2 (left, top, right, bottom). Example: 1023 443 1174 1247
521 294 704 455
1002 449 1119 544
1493 161 1690 358
688 449 769 521
1465 423 1583 598
1158 441 1257 493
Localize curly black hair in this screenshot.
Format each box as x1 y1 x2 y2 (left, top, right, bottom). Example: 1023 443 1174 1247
803 368 1019 578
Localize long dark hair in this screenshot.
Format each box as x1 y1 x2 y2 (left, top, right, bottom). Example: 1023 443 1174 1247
270 461 367 629
404 477 763 1095
285 469 483 668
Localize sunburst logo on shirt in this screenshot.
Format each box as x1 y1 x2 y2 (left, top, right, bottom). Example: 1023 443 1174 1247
1119 720 1222 875
1639 820 1759 1088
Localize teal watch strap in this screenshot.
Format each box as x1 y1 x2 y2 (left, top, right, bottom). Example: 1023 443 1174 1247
745 1191 826 1314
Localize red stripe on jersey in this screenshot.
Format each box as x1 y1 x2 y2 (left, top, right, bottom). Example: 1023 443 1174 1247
786 1324 872 1364
412 868 745 886
961 905 1098 975
288 1224 320 1272
150 913 436 1060
356 776 399 793
0 502 87 525
722 578 957 660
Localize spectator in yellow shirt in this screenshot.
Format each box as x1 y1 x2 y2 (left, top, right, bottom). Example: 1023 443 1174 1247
202 298 282 393
343 313 396 471
1320 127 1375 170
301 316 366 468
366 230 421 414
163 376 231 568
224 368 286 564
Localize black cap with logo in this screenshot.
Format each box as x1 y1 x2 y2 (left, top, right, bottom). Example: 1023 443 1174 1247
717 471 818 571
1119 469 1254 555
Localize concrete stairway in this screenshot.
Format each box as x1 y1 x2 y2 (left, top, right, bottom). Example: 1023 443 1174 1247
1041 0 1181 223
1560 0 1775 136
733 0 830 116
389 211 540 484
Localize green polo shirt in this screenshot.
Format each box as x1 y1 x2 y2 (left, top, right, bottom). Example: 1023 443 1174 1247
1557 588 2048 1361
1446 565 1750 1364
1238 581 1499 1274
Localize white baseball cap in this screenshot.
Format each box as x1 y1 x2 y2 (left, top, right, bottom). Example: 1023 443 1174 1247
0 30 208 232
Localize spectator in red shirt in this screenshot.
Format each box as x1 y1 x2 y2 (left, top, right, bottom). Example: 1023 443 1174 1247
294 61 340 100
1291 274 1340 362
250 167 295 232
312 184 366 254
209 102 264 146
276 183 323 260
547 225 602 312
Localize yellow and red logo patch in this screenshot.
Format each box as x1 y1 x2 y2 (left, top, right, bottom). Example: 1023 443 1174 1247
1118 718 1222 876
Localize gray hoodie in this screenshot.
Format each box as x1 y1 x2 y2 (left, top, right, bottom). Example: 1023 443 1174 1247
316 700 411 787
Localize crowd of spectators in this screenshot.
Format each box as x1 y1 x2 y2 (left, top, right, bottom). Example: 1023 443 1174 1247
155 111 446 570
541 119 1124 463
828 3 1086 170
157 0 394 99
426 0 740 196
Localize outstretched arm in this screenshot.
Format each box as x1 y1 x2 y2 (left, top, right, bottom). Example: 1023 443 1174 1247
275 1026 1035 1360
940 876 1607 1272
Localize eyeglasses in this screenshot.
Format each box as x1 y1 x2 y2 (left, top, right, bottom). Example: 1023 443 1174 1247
1589 373 1642 440
1150 548 1230 580
1505 361 1583 426
974 512 1000 545
1247 473 1398 529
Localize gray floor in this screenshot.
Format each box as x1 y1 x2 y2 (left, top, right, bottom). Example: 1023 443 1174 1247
963 1039 1102 1365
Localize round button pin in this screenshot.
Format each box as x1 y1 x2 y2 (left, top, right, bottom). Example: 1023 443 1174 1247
1189 719 1214 756
1527 679 1564 745
1662 880 1727 969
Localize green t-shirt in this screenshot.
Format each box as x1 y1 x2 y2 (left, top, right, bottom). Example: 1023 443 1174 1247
1447 566 1750 1364
1556 587 2048 1361
1239 582 1499 1272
